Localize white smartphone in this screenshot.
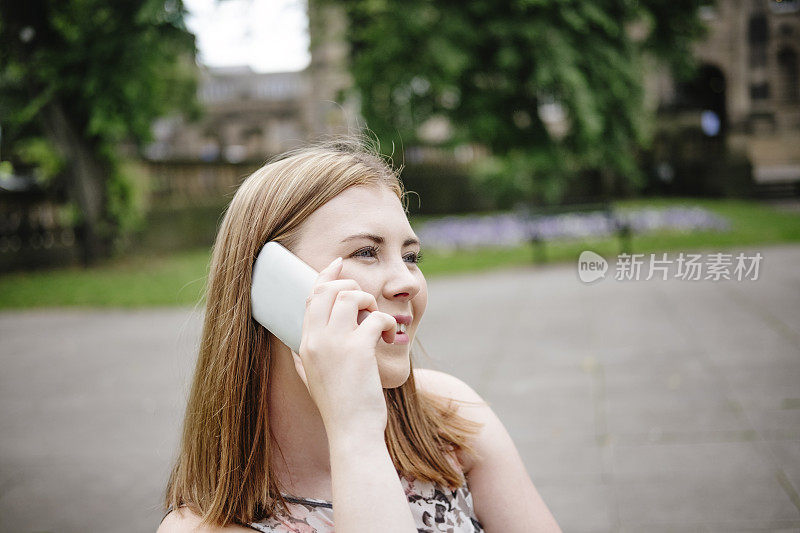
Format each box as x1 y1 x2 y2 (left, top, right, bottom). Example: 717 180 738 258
250 241 319 354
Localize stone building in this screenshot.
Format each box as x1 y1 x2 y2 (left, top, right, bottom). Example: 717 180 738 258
146 66 313 162
146 2 355 163
648 0 799 190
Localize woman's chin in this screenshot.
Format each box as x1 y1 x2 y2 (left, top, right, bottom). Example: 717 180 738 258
378 357 411 389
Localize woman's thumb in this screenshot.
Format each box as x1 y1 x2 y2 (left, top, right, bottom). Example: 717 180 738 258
357 311 397 345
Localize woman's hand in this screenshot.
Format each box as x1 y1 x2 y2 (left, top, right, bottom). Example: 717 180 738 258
292 256 398 440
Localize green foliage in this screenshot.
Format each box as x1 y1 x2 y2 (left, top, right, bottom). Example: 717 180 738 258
16 137 64 185
0 159 13 178
329 0 707 204
58 201 83 227
399 161 492 214
106 164 140 251
0 0 198 145
0 0 198 253
640 0 711 80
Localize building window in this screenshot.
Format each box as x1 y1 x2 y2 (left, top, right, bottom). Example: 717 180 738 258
748 14 769 68
777 47 799 101
748 14 769 43
750 82 771 100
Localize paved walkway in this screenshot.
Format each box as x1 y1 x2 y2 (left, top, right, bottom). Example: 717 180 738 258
1 243 798 532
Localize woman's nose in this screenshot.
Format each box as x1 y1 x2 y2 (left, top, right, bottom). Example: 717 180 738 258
383 259 422 300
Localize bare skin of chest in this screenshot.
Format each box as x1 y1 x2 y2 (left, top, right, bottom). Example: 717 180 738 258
271 458 333 502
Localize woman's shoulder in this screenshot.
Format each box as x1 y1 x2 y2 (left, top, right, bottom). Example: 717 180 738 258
413 368 485 406
157 506 255 533
412 368 489 474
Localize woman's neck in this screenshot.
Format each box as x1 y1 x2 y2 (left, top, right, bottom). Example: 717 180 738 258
267 338 333 493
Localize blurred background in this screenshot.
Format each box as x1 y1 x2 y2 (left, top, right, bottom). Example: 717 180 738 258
0 0 799 532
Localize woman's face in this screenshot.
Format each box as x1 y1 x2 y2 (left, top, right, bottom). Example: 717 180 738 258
289 184 427 388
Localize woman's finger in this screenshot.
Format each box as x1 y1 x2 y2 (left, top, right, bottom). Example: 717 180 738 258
305 279 361 329
314 256 343 286
355 310 397 345
299 264 343 359
327 290 378 331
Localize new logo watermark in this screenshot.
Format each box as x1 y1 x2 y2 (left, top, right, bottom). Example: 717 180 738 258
577 250 608 283
577 251 763 283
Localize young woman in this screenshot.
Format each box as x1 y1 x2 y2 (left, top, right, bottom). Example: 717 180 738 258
158 138 561 532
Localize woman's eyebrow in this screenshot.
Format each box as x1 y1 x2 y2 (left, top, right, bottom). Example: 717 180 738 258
340 232 421 247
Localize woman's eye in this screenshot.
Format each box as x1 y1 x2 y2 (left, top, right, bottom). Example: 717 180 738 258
353 246 379 259
405 251 423 264
351 246 423 264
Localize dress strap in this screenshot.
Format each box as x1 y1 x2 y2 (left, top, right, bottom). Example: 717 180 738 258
280 495 333 509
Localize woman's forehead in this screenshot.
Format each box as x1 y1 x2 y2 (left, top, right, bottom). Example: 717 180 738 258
301 196 416 245
324 184 400 209
306 186 407 225
306 220 417 245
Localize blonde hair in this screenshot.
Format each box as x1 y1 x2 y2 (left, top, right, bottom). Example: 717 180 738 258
163 137 483 528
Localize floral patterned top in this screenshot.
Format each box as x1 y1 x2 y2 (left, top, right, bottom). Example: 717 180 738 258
247 472 484 533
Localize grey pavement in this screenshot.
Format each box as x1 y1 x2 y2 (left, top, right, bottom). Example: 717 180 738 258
1 243 799 532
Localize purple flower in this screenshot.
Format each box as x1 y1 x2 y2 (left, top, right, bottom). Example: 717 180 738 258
414 207 730 251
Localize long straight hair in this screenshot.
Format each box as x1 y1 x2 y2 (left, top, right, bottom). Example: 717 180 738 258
163 137 483 528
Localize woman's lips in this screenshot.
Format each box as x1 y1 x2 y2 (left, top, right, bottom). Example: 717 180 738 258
392 331 410 345
379 330 410 345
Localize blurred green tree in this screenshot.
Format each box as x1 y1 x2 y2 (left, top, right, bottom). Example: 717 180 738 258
0 0 198 264
329 0 707 204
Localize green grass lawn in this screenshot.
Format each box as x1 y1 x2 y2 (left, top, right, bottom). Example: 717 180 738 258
0 248 210 309
1 197 799 309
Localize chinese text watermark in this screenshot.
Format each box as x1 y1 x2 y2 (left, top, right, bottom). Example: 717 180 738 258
578 251 763 283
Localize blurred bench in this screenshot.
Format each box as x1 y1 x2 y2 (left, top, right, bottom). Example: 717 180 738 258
517 202 632 263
